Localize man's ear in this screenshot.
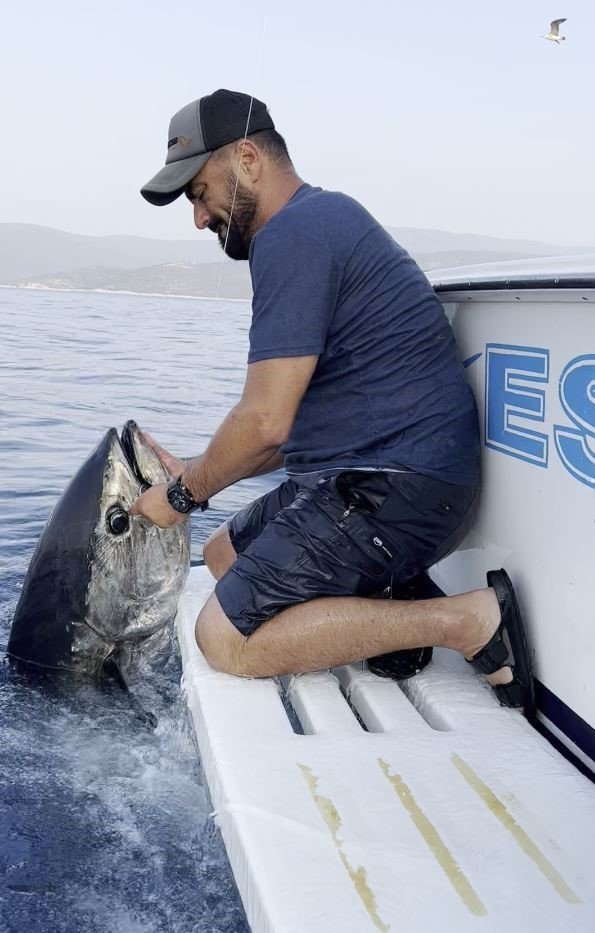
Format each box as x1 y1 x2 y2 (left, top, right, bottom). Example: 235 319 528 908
236 138 261 181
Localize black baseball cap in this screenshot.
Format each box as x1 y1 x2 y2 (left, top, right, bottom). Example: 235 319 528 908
141 89 275 206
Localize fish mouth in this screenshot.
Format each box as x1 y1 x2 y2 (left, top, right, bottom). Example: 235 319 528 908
120 420 150 488
119 420 170 489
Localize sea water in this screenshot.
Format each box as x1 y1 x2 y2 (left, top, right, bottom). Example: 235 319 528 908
0 287 275 932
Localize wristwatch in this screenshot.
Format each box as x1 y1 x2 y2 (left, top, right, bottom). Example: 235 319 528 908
166 476 209 514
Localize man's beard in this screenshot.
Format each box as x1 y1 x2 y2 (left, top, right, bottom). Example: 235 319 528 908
211 177 258 261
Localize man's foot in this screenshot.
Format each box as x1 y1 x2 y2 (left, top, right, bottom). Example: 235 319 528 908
465 569 535 718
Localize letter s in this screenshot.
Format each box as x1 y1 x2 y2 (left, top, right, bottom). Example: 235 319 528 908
554 355 595 488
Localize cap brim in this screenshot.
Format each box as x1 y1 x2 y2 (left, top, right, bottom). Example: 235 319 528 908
140 152 211 206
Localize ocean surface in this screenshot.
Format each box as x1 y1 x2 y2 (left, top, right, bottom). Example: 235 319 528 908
0 287 278 932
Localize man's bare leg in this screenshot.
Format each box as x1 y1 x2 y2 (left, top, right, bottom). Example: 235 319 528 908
196 586 512 685
202 523 237 580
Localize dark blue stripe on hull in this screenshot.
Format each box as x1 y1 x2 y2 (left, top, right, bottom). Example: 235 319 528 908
536 680 595 781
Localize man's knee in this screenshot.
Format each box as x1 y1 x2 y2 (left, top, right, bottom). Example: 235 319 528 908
195 594 248 675
203 523 237 581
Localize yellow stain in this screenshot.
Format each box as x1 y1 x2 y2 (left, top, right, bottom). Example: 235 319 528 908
451 753 581 905
298 763 390 932
378 758 487 917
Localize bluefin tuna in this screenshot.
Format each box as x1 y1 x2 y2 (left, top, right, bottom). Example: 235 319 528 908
7 421 189 681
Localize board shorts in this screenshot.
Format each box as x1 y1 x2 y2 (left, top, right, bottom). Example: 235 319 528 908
215 469 479 637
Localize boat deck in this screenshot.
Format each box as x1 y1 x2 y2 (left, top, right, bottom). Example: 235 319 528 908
177 566 595 933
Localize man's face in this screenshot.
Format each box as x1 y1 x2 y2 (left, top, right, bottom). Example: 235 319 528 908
185 151 258 261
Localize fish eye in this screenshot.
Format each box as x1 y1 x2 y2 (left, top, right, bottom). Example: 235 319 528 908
106 506 130 536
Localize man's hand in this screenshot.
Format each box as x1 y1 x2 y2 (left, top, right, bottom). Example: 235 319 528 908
129 482 187 528
129 432 188 527
143 432 186 479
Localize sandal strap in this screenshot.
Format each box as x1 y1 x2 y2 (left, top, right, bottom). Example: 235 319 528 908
466 627 509 675
493 675 524 709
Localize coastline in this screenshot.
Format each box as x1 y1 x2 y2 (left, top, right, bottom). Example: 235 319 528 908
0 284 251 303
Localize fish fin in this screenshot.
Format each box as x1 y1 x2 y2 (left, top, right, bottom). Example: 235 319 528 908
102 653 158 729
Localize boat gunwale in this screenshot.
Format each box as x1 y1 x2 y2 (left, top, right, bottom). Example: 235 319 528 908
433 276 595 294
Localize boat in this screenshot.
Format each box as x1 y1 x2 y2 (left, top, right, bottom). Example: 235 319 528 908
176 257 595 932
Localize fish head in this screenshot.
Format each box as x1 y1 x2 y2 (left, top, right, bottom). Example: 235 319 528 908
7 421 190 677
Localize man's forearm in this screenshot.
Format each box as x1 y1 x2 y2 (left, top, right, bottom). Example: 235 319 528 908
180 448 283 479
181 404 285 502
251 449 285 476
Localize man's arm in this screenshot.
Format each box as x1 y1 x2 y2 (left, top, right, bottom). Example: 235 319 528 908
130 354 317 526
181 354 317 502
250 449 285 476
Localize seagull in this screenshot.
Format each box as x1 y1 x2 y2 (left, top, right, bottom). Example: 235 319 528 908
543 18 567 43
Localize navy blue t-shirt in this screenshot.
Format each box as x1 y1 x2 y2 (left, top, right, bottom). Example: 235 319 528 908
248 184 480 486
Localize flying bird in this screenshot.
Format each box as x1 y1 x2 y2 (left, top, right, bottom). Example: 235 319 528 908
543 18 567 43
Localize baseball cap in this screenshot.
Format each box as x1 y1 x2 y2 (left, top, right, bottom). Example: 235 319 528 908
140 89 274 206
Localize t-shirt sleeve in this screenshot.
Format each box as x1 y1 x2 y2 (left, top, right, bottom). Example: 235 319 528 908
247 225 340 363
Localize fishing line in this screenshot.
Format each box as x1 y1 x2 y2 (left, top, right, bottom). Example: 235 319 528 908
215 93 255 300
215 14 269 301
188 14 269 451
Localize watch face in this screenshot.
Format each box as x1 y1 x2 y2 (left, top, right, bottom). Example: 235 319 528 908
167 479 196 513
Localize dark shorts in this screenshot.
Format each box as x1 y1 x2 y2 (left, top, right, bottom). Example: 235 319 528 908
215 470 479 637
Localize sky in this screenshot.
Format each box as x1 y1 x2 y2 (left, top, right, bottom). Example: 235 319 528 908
1 0 593 247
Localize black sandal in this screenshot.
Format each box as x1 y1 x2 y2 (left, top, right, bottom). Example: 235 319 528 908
467 569 535 719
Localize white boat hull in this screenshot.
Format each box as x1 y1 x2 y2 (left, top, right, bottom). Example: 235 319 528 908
433 270 595 768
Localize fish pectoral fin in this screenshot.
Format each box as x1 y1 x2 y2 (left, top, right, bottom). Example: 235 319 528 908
101 652 158 730
102 652 130 692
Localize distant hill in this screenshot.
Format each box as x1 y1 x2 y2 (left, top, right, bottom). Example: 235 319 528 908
0 223 223 283
1 222 591 299
385 227 591 257
11 261 253 301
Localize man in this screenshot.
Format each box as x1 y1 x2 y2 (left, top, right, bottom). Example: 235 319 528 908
132 89 533 715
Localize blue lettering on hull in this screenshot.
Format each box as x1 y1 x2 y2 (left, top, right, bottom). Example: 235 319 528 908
479 344 595 488
554 355 595 488
485 345 549 467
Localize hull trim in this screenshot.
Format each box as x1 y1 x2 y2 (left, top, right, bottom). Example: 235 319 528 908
536 680 595 779
435 277 595 294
